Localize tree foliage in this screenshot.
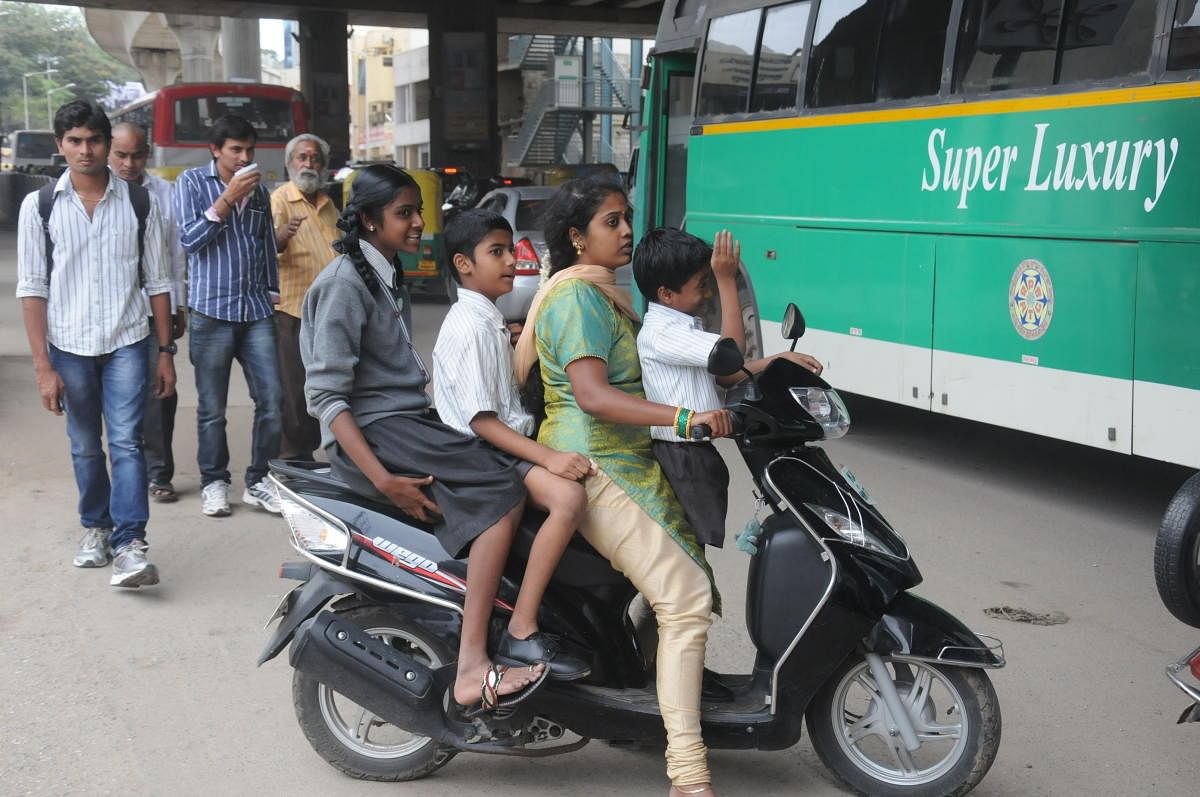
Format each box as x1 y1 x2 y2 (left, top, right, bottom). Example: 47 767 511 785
0 2 141 132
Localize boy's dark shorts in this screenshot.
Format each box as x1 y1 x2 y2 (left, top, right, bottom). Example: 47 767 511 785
652 439 730 548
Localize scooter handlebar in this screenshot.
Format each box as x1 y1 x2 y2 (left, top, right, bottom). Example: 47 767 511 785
691 424 711 441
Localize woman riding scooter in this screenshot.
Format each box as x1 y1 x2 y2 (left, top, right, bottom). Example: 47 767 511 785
514 177 731 797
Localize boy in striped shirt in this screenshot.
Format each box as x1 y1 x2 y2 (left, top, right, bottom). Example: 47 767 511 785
432 209 590 681
634 228 823 547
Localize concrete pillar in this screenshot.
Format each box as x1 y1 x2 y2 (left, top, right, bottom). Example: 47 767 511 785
221 18 261 82
428 0 499 177
164 14 222 82
297 11 351 169
582 38 594 163
131 48 182 91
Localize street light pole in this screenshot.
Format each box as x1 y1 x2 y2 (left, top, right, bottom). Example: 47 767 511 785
22 67 58 129
46 84 77 126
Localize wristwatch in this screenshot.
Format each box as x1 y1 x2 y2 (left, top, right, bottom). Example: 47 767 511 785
158 342 178 355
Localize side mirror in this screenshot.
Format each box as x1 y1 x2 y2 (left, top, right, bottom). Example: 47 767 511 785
707 337 745 377
782 303 805 340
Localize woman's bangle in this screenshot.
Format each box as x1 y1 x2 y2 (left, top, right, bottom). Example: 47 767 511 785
683 411 695 439
675 407 692 439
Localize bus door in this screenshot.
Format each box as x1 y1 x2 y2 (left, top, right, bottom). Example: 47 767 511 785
633 53 694 240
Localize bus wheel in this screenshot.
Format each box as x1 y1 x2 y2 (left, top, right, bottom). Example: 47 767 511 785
1155 472 1200 628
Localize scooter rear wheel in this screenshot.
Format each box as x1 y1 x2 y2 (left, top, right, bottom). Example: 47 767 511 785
292 605 457 781
1154 472 1200 628
805 656 1000 797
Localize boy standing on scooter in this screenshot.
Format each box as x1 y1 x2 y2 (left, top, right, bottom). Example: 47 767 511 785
633 228 823 547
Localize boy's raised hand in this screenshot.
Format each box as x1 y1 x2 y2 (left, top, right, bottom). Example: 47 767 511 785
711 230 741 281
544 450 595 481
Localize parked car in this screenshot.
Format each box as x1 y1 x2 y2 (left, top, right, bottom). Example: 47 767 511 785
474 185 630 322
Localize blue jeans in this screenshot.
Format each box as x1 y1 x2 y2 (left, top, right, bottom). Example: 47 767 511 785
188 312 282 488
49 339 150 551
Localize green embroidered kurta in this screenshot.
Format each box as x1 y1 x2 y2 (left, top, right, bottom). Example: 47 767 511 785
534 278 720 612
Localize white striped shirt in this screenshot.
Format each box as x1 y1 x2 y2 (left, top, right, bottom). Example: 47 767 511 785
432 288 534 438
637 302 724 442
16 169 171 356
140 172 187 310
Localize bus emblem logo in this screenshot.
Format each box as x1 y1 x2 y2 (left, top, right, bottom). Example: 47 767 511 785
1009 259 1054 341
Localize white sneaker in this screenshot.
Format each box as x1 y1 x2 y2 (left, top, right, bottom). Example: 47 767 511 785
243 479 281 513
201 481 232 517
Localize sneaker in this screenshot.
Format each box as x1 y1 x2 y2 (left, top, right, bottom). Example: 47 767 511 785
110 540 160 588
73 527 112 568
201 481 232 517
243 479 281 513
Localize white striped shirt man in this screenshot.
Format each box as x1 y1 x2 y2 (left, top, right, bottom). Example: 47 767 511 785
637 302 724 442
16 169 171 356
432 288 534 438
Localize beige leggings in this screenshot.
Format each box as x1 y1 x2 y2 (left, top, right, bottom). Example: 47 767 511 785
577 470 714 787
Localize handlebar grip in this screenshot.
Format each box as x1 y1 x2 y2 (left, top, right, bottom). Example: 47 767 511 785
691 424 711 441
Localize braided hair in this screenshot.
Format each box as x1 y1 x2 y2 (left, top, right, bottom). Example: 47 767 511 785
332 164 421 293
539 176 628 275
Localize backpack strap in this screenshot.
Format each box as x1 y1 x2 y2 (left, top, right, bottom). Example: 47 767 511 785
126 179 151 288
37 182 56 282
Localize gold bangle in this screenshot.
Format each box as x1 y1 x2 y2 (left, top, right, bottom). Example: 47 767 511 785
673 406 684 434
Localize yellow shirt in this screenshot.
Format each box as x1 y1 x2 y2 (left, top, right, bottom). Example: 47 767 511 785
271 181 339 318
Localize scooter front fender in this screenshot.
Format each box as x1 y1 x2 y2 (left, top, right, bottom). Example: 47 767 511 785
867 592 1005 669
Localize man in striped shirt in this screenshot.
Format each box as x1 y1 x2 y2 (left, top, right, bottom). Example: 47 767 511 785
16 100 175 587
270 134 337 461
174 114 282 517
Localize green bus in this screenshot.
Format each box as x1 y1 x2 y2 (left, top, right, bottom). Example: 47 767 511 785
632 0 1200 469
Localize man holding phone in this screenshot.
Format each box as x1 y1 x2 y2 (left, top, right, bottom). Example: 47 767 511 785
175 114 282 518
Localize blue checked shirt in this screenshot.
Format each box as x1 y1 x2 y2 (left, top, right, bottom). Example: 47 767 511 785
175 160 279 322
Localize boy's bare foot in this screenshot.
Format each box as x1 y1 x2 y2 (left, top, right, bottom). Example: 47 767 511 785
453 658 545 707
668 785 716 797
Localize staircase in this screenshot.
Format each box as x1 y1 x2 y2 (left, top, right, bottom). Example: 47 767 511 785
507 34 581 71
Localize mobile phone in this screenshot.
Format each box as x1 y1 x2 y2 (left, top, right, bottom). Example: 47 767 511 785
234 163 260 178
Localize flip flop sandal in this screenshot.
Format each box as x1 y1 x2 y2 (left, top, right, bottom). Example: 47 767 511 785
149 483 177 503
456 662 549 719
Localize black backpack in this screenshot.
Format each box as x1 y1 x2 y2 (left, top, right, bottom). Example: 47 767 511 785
37 179 151 285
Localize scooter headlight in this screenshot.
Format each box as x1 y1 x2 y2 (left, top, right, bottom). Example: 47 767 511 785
276 484 349 554
789 387 850 439
804 503 894 556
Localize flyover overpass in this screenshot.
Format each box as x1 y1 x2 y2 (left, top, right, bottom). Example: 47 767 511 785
27 0 663 173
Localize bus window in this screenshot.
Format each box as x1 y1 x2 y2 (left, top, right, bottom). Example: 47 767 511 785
696 8 761 117
1167 0 1200 71
807 0 887 107
1056 0 1157 84
15 131 56 160
750 2 811 113
663 73 693 228
954 0 1061 93
173 94 295 143
876 0 954 101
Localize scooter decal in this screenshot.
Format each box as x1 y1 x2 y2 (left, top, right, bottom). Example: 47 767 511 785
353 532 515 612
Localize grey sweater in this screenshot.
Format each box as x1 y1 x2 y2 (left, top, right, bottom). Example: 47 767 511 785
300 254 430 449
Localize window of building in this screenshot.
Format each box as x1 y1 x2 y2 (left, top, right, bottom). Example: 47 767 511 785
955 0 1156 93
876 0 954 101
396 85 413 124
696 8 762 117
750 2 811 113
1167 0 1200 71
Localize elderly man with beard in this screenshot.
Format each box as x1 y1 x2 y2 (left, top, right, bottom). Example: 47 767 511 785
270 134 338 460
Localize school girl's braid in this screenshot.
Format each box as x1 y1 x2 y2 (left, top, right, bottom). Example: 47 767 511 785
333 209 381 294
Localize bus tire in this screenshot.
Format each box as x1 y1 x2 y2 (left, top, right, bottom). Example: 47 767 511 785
1154 472 1200 628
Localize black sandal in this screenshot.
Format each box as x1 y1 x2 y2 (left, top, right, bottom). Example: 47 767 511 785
149 482 177 503
455 662 548 719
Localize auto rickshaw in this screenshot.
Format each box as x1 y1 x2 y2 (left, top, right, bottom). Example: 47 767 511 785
341 165 452 301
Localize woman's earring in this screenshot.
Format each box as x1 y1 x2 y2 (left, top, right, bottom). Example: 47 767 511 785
367 225 375 232
572 238 585 255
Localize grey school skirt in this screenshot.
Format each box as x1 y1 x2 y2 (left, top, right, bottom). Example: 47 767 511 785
327 411 530 558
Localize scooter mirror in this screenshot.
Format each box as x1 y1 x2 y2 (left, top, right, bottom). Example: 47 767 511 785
782 303 806 340
707 337 745 377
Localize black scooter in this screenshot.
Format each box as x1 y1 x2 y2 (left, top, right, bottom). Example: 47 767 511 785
259 304 1005 796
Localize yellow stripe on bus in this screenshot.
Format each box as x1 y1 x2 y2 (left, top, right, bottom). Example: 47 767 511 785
701 82 1200 136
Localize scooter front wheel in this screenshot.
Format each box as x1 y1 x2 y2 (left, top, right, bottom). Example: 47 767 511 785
291 605 457 781
805 656 1000 797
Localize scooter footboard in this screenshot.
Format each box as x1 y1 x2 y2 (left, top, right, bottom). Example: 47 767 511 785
289 610 451 740
868 593 1005 668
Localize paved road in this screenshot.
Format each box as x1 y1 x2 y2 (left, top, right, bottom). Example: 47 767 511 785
0 230 1195 796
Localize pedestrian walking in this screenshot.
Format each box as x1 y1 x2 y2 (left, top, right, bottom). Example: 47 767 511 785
109 121 188 503
271 134 337 461
16 100 175 588
174 114 283 517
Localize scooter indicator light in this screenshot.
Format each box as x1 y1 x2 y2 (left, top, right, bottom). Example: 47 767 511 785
1189 650 1200 681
